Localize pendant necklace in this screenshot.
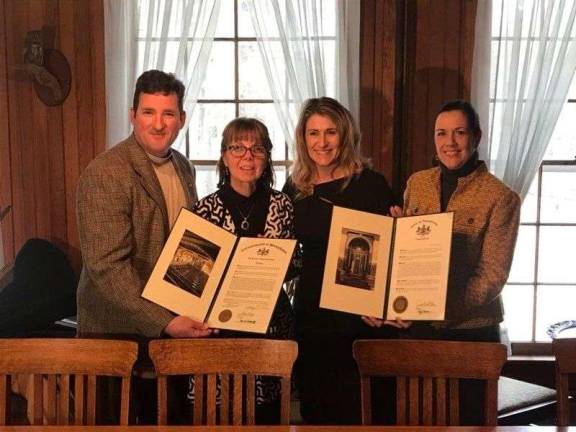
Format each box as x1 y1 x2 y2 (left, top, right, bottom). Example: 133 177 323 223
238 202 255 231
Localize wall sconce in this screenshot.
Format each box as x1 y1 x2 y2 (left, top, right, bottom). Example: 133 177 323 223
14 29 71 106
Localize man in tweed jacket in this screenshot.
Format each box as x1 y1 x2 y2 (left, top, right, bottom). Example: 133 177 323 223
76 70 212 339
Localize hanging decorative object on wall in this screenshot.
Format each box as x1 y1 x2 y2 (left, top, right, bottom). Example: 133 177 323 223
14 29 71 106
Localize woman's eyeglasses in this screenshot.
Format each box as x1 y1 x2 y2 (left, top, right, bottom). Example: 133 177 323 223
226 144 268 159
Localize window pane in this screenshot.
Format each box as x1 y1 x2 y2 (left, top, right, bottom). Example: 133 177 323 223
239 103 287 160
198 42 234 99
274 165 288 190
502 284 534 342
519 174 537 223
214 0 234 38
238 0 256 37
535 285 576 341
188 103 235 159
136 41 180 74
195 164 219 199
508 225 536 283
323 40 337 97
569 76 576 99
239 42 272 99
540 166 576 223
543 103 576 160
538 226 576 283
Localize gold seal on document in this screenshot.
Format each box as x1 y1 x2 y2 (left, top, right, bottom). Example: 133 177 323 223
218 309 232 322
393 296 408 313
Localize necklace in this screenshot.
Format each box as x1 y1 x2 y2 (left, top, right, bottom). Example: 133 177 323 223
237 202 255 231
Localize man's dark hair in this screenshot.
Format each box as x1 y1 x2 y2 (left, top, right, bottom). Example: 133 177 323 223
132 70 186 113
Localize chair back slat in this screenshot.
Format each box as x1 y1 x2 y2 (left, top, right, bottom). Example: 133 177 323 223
86 375 97 425
58 375 70 425
33 374 43 425
396 376 406 425
280 375 291 424
448 378 459 425
408 377 419 424
359 376 372 425
436 378 446 425
0 339 137 426
206 374 217 425
149 339 297 426
193 375 204 425
0 375 7 424
553 338 576 426
220 374 230 425
484 379 498 425
232 373 243 425
74 374 85 425
45 375 57 424
353 340 507 426
157 376 168 425
246 374 255 424
422 378 433 425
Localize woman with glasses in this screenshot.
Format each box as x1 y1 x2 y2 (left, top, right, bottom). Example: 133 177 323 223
190 117 294 424
282 97 401 425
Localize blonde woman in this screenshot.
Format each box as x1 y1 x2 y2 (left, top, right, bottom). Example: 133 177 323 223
283 97 398 425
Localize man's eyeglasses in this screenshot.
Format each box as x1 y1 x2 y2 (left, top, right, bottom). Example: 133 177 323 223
226 144 268 159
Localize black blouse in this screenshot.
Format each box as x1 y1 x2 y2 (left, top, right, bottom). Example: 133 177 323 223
283 168 398 339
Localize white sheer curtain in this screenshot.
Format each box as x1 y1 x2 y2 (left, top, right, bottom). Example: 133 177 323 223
104 0 221 148
473 0 576 200
246 0 359 148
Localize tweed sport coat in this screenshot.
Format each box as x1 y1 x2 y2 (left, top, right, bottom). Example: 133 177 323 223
76 135 197 337
403 162 520 329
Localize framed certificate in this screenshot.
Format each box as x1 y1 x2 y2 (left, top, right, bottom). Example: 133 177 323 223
142 208 296 333
320 206 453 321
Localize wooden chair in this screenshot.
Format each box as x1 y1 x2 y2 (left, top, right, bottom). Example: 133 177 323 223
149 338 297 425
353 339 507 426
0 338 138 425
553 338 576 426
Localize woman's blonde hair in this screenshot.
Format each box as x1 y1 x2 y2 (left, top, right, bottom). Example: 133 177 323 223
290 97 366 197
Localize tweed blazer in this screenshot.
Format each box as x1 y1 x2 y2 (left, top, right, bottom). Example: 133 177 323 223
76 135 197 337
403 162 520 329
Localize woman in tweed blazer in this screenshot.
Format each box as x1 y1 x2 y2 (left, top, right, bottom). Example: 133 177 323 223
403 100 520 341
402 100 520 425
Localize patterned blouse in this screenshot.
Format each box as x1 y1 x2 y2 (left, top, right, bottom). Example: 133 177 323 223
188 186 295 404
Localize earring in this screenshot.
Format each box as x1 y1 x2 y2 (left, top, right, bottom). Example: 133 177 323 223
224 167 230 177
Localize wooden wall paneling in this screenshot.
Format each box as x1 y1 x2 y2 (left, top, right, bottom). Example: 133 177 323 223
359 0 400 193
30 0 52 241
359 0 376 165
410 0 435 175
461 0 477 100
59 0 80 269
1 0 105 270
89 0 106 158
370 0 385 173
401 0 478 181
44 0 68 251
74 2 96 172
0 0 15 265
5 0 36 257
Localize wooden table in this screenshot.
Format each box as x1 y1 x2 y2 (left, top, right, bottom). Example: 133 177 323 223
0 426 572 431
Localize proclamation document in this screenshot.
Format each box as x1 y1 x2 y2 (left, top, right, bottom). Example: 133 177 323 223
320 206 453 320
142 208 296 333
207 237 296 333
385 212 453 320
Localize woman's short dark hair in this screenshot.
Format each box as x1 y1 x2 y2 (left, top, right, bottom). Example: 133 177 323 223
132 70 185 112
217 117 274 189
437 99 482 139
